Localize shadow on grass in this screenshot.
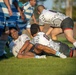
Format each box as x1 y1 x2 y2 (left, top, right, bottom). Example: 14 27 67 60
0 47 13 61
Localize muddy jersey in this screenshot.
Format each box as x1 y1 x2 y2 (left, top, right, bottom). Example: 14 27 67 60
31 32 60 51
39 9 68 27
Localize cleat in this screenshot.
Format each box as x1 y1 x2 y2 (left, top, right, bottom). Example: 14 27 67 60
59 53 67 59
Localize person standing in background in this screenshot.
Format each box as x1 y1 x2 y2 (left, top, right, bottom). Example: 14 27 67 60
22 0 37 34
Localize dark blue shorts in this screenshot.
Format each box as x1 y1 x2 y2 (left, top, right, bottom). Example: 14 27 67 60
61 17 74 31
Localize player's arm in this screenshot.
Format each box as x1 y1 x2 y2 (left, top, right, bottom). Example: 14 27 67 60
32 14 37 24
3 0 13 16
13 1 25 21
35 43 56 54
19 40 30 54
24 43 34 53
46 27 53 35
39 18 45 31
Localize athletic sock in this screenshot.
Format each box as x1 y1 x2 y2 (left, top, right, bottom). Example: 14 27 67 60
73 42 76 47
55 51 61 56
35 55 46 59
35 55 40 58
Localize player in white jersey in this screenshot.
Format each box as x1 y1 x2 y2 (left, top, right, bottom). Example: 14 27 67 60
37 5 76 48
9 27 47 59
30 24 76 58
9 27 67 59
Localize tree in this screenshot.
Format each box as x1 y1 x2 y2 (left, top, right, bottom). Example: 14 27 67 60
52 0 76 20
66 0 73 18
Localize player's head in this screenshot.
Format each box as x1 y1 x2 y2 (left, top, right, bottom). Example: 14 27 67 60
30 23 40 36
29 0 36 6
37 5 45 14
9 27 18 40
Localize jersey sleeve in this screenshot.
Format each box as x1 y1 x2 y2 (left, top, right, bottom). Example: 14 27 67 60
31 36 39 45
23 2 31 10
21 34 30 43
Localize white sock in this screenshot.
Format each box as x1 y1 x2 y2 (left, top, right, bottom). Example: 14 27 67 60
73 42 76 47
55 51 61 56
35 55 40 58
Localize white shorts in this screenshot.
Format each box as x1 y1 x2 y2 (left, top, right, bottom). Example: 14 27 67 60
26 21 31 29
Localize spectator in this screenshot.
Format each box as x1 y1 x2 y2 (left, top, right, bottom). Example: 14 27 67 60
22 0 37 34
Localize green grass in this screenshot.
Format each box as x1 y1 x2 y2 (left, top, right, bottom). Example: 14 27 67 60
58 37 73 47
0 57 76 75
0 37 76 75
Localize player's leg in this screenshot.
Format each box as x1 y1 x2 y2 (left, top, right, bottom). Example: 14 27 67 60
35 43 67 58
61 17 76 47
69 47 76 57
51 28 63 40
39 25 44 31
58 41 71 57
17 52 35 59
64 29 76 43
73 49 76 57
18 50 47 59
63 26 76 47
35 44 56 54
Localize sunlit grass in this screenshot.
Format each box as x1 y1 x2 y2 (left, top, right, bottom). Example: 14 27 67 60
0 37 76 75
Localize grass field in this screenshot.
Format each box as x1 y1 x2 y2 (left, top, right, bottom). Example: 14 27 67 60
0 37 76 75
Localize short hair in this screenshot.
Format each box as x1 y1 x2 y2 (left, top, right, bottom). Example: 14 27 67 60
9 27 18 36
30 23 40 36
37 5 45 12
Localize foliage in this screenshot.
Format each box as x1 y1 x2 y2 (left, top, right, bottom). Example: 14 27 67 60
52 0 76 21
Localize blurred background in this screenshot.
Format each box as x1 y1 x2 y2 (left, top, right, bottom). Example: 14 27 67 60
19 0 76 21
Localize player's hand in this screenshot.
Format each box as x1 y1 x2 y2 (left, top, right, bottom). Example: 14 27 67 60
20 12 25 21
8 8 13 16
23 20 27 23
19 50 22 54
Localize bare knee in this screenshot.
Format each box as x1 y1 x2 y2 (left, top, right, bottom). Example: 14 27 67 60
51 32 57 40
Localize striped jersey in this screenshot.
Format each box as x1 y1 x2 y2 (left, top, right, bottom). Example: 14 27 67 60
0 39 7 56
23 2 34 21
0 0 19 17
0 0 26 33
